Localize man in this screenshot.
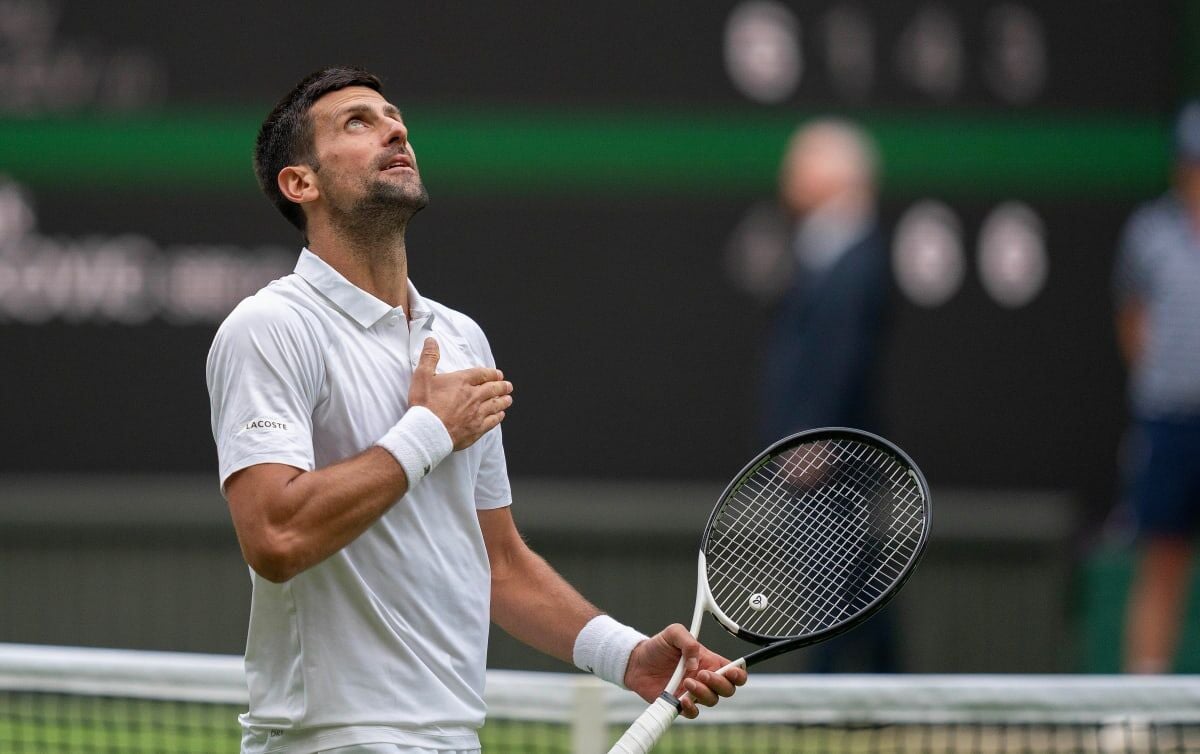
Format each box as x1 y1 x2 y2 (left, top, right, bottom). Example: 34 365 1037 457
206 67 744 754
725 120 893 673
1113 100 1200 674
727 119 890 443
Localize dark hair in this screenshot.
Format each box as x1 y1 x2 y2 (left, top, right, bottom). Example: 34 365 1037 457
254 66 384 232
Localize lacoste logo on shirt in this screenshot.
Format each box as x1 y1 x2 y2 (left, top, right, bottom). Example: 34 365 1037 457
237 418 289 434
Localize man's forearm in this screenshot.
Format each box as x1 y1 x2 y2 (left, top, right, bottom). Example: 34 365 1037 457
489 544 602 663
226 446 412 582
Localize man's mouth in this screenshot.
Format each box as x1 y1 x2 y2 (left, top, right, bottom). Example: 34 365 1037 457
381 154 414 172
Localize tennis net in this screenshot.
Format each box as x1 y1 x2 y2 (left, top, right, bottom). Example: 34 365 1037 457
1 642 1199 753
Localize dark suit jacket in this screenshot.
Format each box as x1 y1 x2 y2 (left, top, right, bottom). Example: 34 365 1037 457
759 224 890 442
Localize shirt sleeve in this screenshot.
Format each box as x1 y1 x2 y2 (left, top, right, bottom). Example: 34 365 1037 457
463 317 512 510
206 296 322 491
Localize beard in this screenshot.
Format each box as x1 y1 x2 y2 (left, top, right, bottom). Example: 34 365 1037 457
325 171 430 245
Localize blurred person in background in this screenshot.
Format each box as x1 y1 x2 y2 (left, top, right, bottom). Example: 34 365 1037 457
726 119 894 671
1113 100 1200 674
727 119 890 442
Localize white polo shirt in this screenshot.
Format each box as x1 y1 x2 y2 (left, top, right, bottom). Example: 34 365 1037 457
206 248 511 754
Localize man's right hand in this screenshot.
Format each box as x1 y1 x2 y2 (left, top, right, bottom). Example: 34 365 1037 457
408 337 513 450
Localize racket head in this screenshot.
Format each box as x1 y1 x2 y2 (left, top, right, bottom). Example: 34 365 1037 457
699 427 931 661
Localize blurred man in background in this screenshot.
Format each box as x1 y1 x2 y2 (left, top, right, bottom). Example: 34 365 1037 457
726 119 894 671
1113 101 1200 674
728 119 890 442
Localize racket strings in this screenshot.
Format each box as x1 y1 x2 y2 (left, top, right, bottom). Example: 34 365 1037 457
707 455 865 633
721 471 877 630
759 478 888 634
781 476 923 634
716 443 890 591
756 447 924 634
704 437 927 640
716 450 896 634
711 467 913 637
735 450 922 636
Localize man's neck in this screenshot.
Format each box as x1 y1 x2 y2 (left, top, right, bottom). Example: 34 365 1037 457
307 225 411 313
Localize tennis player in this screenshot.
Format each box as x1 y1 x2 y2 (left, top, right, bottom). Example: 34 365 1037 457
206 67 745 754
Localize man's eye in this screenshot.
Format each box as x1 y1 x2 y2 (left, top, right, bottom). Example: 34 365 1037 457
347 118 366 129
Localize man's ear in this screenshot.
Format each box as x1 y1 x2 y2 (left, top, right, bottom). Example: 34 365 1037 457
278 165 318 206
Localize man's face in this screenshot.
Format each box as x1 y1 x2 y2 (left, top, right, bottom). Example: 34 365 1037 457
781 132 849 216
304 85 428 228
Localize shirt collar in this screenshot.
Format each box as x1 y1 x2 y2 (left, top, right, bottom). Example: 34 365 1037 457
294 248 433 329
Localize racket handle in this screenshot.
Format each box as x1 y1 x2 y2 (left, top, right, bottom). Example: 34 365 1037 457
607 693 681 754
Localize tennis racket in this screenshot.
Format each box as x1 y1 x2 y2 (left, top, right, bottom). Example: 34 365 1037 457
609 427 931 754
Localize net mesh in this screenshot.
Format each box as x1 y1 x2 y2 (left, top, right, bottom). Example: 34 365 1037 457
705 433 929 640
3 644 1200 753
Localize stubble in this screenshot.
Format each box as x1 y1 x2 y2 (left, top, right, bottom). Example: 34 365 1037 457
325 171 430 252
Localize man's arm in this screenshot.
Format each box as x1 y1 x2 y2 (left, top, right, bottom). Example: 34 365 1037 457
225 450 407 583
1112 208 1147 372
479 506 746 718
479 504 599 661
225 338 512 582
1115 297 1146 368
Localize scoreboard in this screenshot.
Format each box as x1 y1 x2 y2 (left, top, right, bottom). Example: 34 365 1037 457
0 0 1180 518
16 1 1170 110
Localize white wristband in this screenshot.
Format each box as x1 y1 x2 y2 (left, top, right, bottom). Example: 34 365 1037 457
573 614 648 688
376 406 454 487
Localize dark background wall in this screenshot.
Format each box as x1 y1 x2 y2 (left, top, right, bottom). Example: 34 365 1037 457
0 0 1195 671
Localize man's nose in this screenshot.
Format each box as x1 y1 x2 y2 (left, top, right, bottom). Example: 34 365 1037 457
384 118 408 146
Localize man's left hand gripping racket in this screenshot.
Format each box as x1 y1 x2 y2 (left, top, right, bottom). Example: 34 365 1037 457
609 427 932 754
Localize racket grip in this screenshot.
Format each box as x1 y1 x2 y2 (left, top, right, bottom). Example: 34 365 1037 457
607 693 681 754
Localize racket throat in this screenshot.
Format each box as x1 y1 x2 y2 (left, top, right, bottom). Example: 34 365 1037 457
662 553 722 696
696 550 744 641
688 552 711 637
